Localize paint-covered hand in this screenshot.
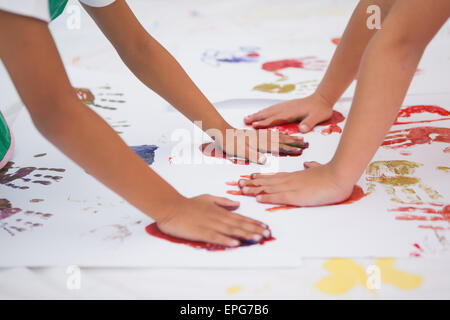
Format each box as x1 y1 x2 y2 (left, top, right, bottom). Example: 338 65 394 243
244 93 333 133
216 129 307 164
238 161 354 206
156 194 271 247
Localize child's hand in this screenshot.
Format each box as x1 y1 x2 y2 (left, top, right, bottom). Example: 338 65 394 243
244 93 334 133
156 194 271 247
214 129 307 164
238 161 354 206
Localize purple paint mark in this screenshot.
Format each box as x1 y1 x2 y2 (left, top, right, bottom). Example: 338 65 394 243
131 145 158 165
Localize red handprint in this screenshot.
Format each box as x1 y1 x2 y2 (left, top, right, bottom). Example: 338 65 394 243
382 126 450 149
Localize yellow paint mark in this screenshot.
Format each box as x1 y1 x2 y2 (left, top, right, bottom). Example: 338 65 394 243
437 166 450 172
376 258 422 290
226 286 243 294
316 258 422 295
253 83 295 93
315 259 367 295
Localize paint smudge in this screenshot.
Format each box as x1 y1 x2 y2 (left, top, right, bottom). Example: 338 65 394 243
88 224 132 241
390 204 450 228
265 185 365 212
75 87 125 111
0 161 65 190
262 57 327 78
33 153 47 158
253 79 319 95
30 199 44 203
383 127 450 149
1 199 53 236
131 145 158 165
145 223 275 251
316 258 422 295
226 286 243 294
437 166 450 172
331 38 340 45
393 105 450 125
444 147 450 153
202 47 260 67
253 83 296 93
365 160 441 203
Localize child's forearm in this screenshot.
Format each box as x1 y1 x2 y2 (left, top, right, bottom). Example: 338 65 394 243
330 0 450 185
83 1 231 135
33 99 184 220
120 37 232 133
316 0 394 106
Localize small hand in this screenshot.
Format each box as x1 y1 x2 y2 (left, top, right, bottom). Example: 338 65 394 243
237 161 353 206
244 93 334 133
215 128 308 164
157 194 271 247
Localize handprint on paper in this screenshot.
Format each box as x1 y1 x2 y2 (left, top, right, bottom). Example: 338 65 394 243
382 127 450 149
253 79 319 95
0 162 65 190
1 198 53 236
365 160 441 204
262 57 327 78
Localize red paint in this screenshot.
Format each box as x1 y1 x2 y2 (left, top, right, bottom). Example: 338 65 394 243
266 205 298 212
145 223 275 251
393 105 450 125
274 123 301 135
413 243 423 251
390 204 450 222
200 143 249 165
265 185 365 212
272 110 345 136
247 52 260 57
331 38 340 45
410 252 421 258
444 147 450 153
418 225 448 230
318 110 345 135
262 59 304 77
226 181 239 186
227 190 244 196
382 126 450 149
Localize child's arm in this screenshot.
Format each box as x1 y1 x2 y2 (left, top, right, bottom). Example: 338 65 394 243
81 0 305 162
244 0 395 133
0 10 270 246
239 0 450 206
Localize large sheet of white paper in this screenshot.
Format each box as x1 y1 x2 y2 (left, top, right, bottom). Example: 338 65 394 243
1 81 448 267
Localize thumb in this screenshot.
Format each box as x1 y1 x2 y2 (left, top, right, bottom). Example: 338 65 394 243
299 114 323 133
212 196 240 211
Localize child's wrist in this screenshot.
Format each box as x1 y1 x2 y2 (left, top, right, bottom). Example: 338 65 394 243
326 160 358 190
313 90 336 109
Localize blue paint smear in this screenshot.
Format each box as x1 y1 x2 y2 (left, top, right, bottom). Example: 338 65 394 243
131 145 158 165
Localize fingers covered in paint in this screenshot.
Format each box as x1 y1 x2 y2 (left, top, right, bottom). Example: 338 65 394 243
156 194 270 247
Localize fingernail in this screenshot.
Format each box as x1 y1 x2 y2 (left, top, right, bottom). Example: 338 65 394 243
253 234 262 241
251 173 257 179
238 180 246 187
300 124 309 132
263 230 271 238
242 187 250 194
230 240 240 246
